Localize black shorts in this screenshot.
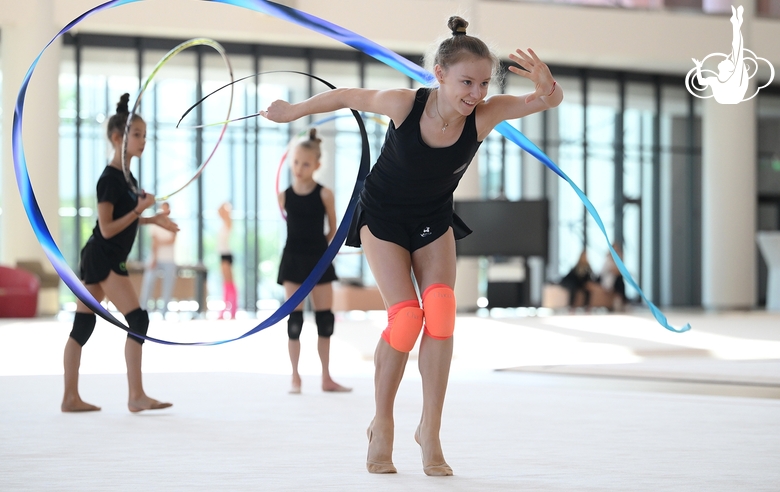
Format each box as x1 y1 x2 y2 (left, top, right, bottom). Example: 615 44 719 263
346 202 472 253
277 250 338 285
220 254 234 265
79 240 129 285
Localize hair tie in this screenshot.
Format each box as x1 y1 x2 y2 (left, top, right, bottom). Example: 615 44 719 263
453 27 467 36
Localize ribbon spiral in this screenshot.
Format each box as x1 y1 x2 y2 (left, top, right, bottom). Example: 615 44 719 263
13 0 689 342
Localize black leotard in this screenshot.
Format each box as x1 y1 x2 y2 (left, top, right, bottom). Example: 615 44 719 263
346 87 482 250
277 184 337 285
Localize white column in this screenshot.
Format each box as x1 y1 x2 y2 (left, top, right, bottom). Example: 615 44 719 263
701 1 757 309
1 1 61 270
521 114 546 306
454 154 481 312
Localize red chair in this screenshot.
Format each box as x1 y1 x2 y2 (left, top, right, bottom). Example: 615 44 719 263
0 265 40 317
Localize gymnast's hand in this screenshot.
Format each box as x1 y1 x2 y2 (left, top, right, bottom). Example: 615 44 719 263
150 208 180 233
259 100 297 123
136 192 155 213
508 48 556 104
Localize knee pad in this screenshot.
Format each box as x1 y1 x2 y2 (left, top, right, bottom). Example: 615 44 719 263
69 312 96 346
381 299 423 353
422 284 456 340
125 308 149 345
315 310 335 338
287 310 304 340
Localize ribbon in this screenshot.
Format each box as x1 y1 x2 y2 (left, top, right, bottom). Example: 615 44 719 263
210 0 689 333
14 0 689 338
123 37 235 202
13 4 370 344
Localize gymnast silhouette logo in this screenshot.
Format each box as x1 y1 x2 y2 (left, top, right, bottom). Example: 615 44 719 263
685 5 774 104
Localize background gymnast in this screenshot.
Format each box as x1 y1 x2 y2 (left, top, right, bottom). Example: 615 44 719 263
218 202 238 319
277 129 351 394
261 16 563 475
62 94 177 413
139 201 178 316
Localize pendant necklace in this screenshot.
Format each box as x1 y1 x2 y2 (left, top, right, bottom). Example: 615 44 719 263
433 90 457 133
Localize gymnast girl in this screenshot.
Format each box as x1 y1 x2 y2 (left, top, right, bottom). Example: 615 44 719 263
61 93 177 413
261 16 562 475
277 129 351 394
217 202 237 319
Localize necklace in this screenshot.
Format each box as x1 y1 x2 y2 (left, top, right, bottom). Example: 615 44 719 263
433 90 458 133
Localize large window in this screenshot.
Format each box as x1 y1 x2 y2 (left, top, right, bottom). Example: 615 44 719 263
472 65 709 306
59 33 775 311
58 35 420 314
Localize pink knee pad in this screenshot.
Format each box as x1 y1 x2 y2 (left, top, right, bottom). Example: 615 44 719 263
422 284 456 340
381 299 424 352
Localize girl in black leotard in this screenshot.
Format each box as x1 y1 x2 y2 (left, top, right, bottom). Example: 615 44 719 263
262 17 563 476
277 129 350 394
61 94 178 413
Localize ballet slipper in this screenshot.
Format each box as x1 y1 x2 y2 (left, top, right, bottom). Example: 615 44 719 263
415 427 453 477
366 422 397 474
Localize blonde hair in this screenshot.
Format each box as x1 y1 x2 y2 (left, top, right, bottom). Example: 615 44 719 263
295 128 322 160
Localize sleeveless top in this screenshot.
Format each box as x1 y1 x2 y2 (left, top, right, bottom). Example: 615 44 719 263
283 183 329 255
358 87 482 224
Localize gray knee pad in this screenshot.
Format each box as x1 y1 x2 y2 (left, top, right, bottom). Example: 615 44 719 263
315 310 335 338
287 310 304 340
125 308 149 345
69 312 96 346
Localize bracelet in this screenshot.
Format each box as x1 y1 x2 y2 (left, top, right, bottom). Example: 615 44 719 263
547 81 557 97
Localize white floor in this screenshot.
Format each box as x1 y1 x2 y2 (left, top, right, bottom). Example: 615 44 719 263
1 309 779 491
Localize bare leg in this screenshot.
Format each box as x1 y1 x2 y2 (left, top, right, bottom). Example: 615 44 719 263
62 283 104 412
317 336 351 392
367 339 409 473
62 338 101 412
415 335 454 475
283 282 305 393
100 272 171 412
310 283 351 392
360 226 418 473
411 229 457 476
289 338 302 394
125 338 172 412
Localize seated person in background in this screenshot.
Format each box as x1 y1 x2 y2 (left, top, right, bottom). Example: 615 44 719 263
559 250 596 308
597 242 626 312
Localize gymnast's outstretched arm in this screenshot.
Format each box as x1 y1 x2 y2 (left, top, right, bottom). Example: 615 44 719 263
261 87 417 127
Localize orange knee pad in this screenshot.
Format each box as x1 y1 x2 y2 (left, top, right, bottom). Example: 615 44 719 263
381 299 424 352
422 284 456 340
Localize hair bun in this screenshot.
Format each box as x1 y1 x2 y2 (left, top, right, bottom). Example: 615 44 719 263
308 128 321 143
448 16 468 36
116 93 130 114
